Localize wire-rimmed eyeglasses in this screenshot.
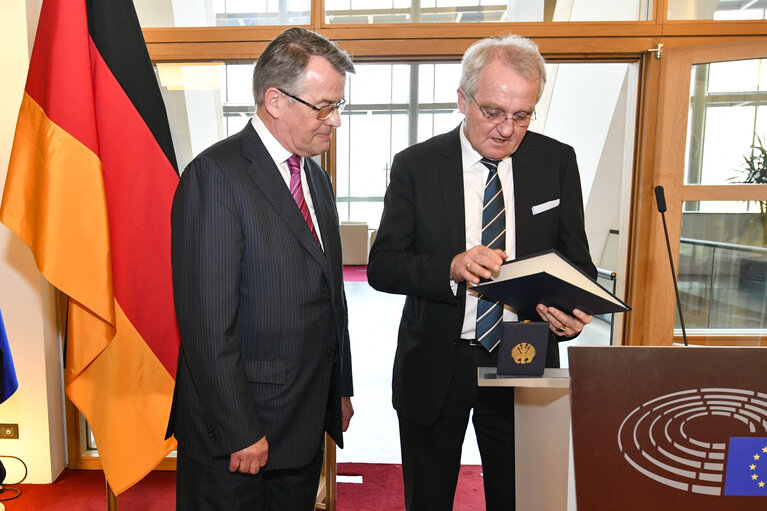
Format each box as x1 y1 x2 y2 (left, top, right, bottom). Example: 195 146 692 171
278 88 347 120
469 96 536 127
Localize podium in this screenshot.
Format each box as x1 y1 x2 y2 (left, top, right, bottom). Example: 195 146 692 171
478 367 574 510
569 346 767 510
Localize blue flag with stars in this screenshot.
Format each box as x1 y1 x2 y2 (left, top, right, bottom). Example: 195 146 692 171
0 307 18 404
724 437 767 496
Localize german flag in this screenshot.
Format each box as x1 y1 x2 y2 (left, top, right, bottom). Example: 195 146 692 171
0 0 179 494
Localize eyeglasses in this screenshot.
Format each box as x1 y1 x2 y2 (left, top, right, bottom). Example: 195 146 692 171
469 96 536 127
278 88 347 120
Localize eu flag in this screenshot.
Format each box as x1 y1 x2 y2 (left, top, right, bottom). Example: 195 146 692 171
724 437 767 496
0 307 18 404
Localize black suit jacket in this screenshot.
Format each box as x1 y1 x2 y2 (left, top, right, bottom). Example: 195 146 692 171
368 125 595 427
167 122 352 470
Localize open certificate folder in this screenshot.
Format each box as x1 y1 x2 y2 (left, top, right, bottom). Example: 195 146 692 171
470 250 631 317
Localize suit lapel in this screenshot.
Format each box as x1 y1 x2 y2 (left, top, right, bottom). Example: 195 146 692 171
239 124 327 267
438 126 467 256
304 160 334 251
304 160 338 281
511 132 536 255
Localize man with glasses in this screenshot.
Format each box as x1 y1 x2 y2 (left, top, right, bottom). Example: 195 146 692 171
368 34 597 510
168 27 354 511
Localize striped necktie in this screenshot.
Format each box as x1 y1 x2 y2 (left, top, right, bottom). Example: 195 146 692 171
287 155 320 245
475 158 506 352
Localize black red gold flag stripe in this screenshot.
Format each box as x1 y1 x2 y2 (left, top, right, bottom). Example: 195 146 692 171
0 0 179 494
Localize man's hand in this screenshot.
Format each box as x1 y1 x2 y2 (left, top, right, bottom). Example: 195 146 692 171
536 305 592 337
341 397 354 432
229 436 269 474
450 246 507 285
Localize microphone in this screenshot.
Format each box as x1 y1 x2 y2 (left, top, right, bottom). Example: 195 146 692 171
654 185 666 213
654 186 688 346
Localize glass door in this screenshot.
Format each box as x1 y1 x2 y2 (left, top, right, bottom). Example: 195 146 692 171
629 38 767 346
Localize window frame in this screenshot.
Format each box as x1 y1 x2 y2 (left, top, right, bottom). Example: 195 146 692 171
627 37 767 347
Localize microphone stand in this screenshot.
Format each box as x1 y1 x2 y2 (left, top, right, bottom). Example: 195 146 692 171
654 186 688 346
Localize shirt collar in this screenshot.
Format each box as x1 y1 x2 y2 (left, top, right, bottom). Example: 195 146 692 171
458 121 484 171
458 121 510 171
251 114 293 168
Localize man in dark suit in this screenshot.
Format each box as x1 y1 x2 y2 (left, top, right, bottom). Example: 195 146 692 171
167 27 354 511
368 34 597 510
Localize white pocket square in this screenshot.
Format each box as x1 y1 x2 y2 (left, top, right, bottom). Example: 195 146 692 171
531 199 560 215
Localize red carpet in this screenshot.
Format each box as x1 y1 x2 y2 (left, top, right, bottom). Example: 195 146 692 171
342 265 367 282
337 463 485 510
5 464 484 510
4 468 175 510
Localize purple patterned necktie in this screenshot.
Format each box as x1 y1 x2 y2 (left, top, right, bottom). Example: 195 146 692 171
287 155 320 245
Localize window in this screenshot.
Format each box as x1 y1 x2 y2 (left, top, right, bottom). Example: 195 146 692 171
679 201 767 332
685 59 767 186
135 0 311 27
325 0 652 23
678 58 767 335
155 62 255 170
335 63 463 228
668 0 767 20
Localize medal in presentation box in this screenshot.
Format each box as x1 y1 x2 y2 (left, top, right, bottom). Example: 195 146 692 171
497 321 550 377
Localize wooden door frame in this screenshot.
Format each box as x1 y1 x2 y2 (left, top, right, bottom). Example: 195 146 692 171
624 37 767 346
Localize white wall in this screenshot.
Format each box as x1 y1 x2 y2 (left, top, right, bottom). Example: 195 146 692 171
543 63 631 268
0 0 66 485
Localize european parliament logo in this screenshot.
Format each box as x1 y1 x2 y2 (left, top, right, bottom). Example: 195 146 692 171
617 387 767 498
724 437 767 496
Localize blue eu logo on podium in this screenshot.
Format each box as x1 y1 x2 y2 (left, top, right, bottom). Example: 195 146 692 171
724 437 767 496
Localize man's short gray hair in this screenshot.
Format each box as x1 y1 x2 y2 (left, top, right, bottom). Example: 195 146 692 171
459 34 547 101
253 27 355 106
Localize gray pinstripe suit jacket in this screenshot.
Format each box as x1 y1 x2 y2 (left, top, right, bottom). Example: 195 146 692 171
166 122 352 471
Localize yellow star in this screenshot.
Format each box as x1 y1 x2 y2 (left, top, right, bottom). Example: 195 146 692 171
752 464 758 470
755 454 761 461
763 447 767 453
753 474 759 480
760 481 765 488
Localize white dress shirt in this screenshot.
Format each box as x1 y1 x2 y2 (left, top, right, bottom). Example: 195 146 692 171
457 122 518 339
251 116 324 250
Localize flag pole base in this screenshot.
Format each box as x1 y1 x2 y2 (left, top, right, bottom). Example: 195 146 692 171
106 478 118 510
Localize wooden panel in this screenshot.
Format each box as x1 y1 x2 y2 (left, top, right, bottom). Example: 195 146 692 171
631 45 693 346
143 22 664 44
141 22 767 47
143 26 292 43
623 53 662 346
147 42 267 62
681 184 767 202
146 38 657 63
687 336 767 346
315 435 337 511
661 20 767 37
146 35 767 63
690 36 767 62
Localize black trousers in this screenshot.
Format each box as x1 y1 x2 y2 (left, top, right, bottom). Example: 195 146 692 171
176 442 324 511
398 342 516 511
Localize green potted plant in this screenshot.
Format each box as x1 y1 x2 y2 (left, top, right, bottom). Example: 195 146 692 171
730 135 767 247
738 136 767 210
731 136 767 286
